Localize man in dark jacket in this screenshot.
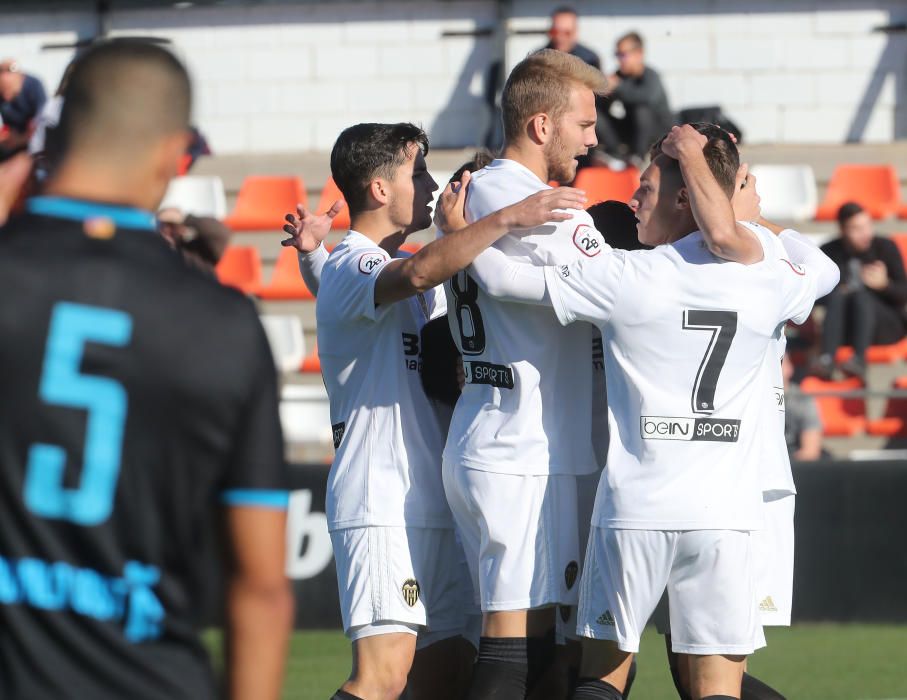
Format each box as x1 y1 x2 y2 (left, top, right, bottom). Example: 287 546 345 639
814 202 907 378
597 32 674 166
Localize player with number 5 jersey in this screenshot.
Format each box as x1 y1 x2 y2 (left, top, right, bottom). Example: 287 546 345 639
0 42 293 700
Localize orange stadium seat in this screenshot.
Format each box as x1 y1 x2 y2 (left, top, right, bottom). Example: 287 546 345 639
300 343 321 373
814 164 900 220
834 337 907 365
866 377 907 438
215 246 262 294
572 166 640 205
800 376 867 437
899 203 907 219
257 246 315 301
225 175 307 231
317 177 351 230
399 242 423 254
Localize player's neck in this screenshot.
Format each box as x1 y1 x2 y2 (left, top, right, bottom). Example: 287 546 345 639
350 211 405 256
501 142 549 184
45 160 162 213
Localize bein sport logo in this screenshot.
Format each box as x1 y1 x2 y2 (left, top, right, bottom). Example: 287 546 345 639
640 416 741 443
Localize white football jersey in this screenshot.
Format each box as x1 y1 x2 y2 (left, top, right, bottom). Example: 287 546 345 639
543 230 819 530
746 223 796 495
443 158 602 476
316 231 452 531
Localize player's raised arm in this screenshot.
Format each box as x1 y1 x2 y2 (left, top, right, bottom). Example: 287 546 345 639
660 124 764 264
731 175 840 299
280 199 344 297
373 173 586 306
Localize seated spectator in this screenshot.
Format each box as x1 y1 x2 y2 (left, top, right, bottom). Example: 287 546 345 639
158 207 231 275
596 32 674 168
782 353 823 461
814 202 907 379
0 59 46 161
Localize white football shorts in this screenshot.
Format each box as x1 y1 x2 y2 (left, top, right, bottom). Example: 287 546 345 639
753 492 795 627
331 526 474 649
442 460 582 612
577 527 760 655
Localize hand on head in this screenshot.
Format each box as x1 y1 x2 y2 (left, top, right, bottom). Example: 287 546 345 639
730 163 761 221
659 124 707 160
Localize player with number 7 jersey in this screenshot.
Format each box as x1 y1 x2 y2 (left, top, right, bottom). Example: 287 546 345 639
443 123 840 699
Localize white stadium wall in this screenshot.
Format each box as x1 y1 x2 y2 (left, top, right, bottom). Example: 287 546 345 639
1 0 905 152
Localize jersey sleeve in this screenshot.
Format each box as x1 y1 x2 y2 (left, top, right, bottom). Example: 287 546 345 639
774 254 821 326
468 245 549 303
543 249 627 326
296 243 330 297
221 312 289 510
330 247 394 323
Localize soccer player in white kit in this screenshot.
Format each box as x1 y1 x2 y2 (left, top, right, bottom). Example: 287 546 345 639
294 122 587 700
439 49 609 700
653 174 839 700
441 124 838 700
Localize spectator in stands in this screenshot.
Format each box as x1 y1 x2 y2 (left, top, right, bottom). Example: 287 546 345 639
0 59 46 160
596 32 674 168
813 202 907 379
484 6 600 149
782 353 824 461
543 5 601 69
158 207 231 275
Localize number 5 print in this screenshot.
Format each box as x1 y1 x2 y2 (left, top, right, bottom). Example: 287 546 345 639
24 302 132 526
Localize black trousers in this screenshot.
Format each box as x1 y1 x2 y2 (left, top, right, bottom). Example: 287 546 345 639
821 287 906 359
596 100 671 160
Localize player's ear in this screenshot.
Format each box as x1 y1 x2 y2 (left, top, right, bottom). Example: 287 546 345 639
527 113 551 145
156 130 192 181
675 185 690 211
369 178 390 206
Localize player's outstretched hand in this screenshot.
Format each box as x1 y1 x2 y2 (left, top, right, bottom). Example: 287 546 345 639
505 186 587 229
280 199 344 252
434 170 471 234
660 124 707 160
731 163 761 222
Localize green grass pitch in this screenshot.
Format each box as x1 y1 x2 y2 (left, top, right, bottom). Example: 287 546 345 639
210 624 907 699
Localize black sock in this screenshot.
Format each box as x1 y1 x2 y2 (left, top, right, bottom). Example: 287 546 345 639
465 637 528 700
572 678 624 700
525 627 556 692
668 663 692 700
330 691 364 700
622 659 637 699
742 672 786 700
702 696 738 700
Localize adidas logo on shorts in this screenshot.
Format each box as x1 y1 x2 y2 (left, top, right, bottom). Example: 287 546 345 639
596 610 616 626
759 596 778 613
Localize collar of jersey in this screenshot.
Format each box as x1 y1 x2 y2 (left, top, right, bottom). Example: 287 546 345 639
488 158 546 184
27 196 157 232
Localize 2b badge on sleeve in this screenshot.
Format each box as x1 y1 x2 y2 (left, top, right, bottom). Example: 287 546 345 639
573 225 605 257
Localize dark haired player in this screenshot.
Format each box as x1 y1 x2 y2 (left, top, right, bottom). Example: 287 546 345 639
285 121 586 700
0 41 293 700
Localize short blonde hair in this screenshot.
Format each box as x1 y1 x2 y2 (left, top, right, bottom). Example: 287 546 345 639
501 49 608 144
